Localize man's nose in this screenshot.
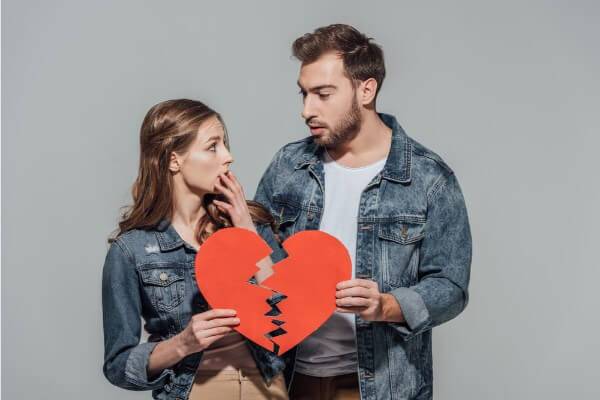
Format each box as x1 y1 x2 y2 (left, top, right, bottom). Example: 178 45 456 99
301 96 316 121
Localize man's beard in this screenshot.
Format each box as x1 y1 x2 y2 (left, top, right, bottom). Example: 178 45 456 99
314 97 362 148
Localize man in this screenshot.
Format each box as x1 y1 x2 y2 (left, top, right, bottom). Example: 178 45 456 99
254 24 472 400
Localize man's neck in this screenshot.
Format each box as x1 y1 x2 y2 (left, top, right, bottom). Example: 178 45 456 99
327 111 392 168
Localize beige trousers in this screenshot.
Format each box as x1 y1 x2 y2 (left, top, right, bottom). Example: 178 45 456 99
188 368 288 400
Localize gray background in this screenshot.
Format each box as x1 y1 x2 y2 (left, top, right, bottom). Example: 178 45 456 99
3 0 599 398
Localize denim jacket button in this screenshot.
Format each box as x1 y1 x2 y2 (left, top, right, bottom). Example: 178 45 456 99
159 272 168 281
401 224 409 240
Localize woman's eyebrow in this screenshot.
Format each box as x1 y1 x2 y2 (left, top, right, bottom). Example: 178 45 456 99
204 135 222 143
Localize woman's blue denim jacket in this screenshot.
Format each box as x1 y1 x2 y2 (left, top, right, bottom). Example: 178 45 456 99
253 113 472 400
102 220 286 399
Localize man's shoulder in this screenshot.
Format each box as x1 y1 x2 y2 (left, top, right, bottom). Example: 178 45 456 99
402 133 468 203
279 136 314 155
271 136 316 167
408 136 454 179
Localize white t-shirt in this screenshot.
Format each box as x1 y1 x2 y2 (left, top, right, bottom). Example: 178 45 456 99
294 151 386 377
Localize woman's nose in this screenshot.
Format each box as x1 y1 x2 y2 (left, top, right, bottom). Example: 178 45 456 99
223 151 234 168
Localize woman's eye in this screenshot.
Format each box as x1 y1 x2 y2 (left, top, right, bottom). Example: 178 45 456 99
209 143 217 152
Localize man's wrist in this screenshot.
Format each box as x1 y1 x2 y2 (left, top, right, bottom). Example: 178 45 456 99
173 333 191 359
379 293 405 323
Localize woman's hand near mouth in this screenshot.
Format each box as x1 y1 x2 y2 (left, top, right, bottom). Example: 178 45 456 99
213 171 257 233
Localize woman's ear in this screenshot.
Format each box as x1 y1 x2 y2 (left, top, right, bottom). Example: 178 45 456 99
169 152 181 173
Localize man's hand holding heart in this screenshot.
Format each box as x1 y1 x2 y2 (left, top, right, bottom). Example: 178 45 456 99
336 279 406 323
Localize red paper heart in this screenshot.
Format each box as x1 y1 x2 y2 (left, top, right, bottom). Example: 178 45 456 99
194 227 351 355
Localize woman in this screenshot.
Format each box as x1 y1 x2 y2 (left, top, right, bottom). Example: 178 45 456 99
102 99 288 399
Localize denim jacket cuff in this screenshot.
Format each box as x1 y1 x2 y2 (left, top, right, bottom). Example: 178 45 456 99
388 287 431 339
125 341 174 389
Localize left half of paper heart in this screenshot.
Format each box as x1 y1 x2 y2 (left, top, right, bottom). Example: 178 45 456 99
194 228 285 352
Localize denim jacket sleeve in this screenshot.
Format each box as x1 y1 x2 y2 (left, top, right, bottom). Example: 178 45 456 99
102 239 175 390
254 149 290 262
253 148 284 213
388 173 472 340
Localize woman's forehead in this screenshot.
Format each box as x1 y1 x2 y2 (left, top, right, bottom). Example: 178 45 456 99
196 116 225 140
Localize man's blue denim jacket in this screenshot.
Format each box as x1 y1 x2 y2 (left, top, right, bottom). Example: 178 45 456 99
253 113 472 400
102 219 286 399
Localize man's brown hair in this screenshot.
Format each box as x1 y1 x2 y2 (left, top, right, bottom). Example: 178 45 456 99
292 24 386 99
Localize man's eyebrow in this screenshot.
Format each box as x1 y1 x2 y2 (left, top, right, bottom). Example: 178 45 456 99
296 82 337 92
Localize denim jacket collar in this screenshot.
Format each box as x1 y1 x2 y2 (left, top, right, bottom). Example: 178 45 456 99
155 219 186 251
293 113 412 183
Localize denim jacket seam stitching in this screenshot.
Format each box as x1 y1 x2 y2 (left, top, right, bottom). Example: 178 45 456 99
426 172 452 204
404 138 412 179
268 147 287 195
275 148 299 192
115 238 135 265
411 147 453 176
274 198 320 214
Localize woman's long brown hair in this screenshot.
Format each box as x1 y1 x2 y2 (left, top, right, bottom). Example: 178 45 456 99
110 99 276 243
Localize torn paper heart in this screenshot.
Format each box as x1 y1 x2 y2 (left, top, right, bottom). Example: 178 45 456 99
194 227 351 355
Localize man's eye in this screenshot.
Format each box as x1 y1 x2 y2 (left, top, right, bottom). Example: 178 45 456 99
298 90 307 98
209 143 217 152
319 94 330 100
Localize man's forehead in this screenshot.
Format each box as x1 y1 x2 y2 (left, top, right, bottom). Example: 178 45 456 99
298 53 346 89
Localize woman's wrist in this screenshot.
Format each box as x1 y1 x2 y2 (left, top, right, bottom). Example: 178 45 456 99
237 219 257 233
147 333 191 379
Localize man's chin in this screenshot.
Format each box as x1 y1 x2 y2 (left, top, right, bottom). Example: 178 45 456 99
313 135 339 148
312 133 331 146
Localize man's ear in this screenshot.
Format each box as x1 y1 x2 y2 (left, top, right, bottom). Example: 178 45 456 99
169 152 181 173
358 78 378 106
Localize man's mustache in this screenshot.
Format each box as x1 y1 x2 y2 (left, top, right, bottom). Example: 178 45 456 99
306 119 327 128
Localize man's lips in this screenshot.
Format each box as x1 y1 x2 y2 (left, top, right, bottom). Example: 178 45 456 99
308 125 326 135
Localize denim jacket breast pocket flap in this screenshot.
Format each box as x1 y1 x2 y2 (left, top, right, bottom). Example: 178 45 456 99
378 216 426 245
271 200 302 241
139 266 186 312
272 199 301 225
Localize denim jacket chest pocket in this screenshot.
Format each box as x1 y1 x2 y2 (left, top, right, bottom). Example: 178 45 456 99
139 263 186 312
272 200 302 240
378 215 426 288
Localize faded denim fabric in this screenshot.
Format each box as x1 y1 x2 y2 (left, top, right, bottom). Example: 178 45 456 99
102 220 286 399
254 113 472 400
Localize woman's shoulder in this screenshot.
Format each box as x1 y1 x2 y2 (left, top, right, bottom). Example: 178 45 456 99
110 227 162 262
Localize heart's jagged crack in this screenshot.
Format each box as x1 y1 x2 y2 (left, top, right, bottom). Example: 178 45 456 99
252 257 290 355
263 294 289 354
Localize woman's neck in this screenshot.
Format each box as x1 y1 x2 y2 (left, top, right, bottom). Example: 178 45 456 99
170 189 207 249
